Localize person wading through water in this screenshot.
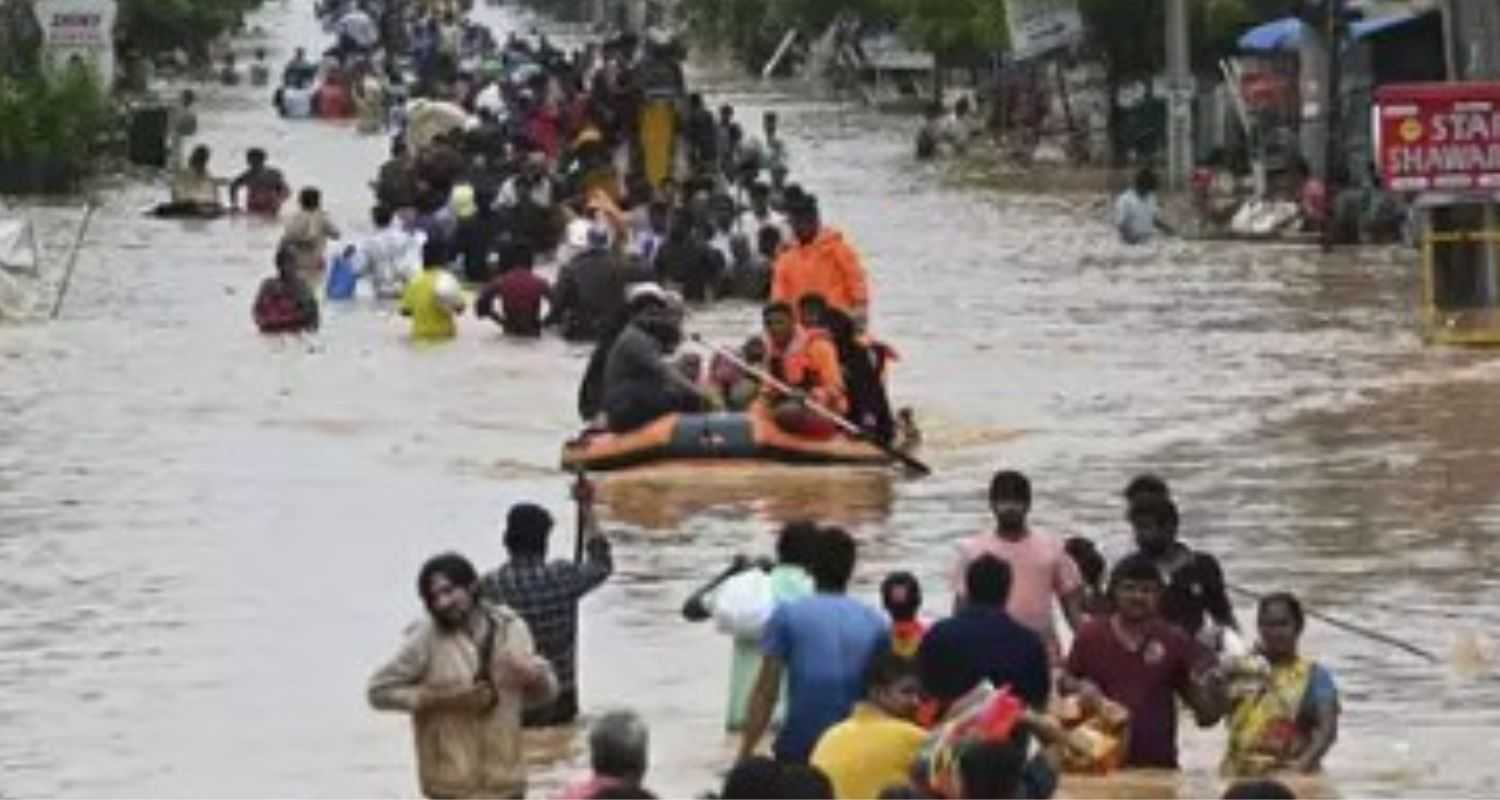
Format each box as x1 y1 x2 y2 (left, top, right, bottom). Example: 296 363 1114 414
476 242 552 337
229 148 291 216
739 527 890 765
1061 553 1227 770
281 187 341 277
552 224 632 342
252 245 320 334
1223 592 1341 776
951 470 1087 660
1124 481 1240 650
368 552 558 799
684 522 818 733
479 479 613 728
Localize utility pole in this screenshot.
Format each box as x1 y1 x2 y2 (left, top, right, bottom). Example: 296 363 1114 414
1321 0 1344 252
1165 0 1193 190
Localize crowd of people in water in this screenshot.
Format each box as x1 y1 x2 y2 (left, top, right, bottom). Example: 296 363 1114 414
162 0 1343 796
372 469 1338 799
164 0 909 446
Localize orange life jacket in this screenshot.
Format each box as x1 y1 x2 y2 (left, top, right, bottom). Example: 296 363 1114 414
765 326 847 414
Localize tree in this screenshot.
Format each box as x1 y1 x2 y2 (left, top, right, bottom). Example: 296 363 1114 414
116 0 267 66
891 0 1008 93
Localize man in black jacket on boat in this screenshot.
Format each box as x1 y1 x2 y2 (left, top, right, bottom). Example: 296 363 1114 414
599 295 713 433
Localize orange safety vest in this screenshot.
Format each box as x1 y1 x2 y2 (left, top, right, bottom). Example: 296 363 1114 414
765 327 847 414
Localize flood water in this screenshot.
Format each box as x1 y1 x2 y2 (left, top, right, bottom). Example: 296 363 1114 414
3 1 1500 797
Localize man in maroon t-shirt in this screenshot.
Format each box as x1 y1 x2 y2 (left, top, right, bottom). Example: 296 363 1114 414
476 244 552 337
1062 553 1226 769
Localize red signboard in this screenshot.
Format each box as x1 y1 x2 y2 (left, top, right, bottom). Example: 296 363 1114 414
1375 82 1500 193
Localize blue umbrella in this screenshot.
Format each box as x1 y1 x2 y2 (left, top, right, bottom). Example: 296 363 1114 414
1237 17 1306 52
1237 10 1427 52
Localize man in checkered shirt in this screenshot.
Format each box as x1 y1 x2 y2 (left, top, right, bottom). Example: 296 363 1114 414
480 480 613 727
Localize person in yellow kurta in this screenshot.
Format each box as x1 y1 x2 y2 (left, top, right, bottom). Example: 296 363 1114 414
810 651 929 800
401 238 466 341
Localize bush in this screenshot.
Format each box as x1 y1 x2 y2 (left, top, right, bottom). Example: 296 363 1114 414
0 67 114 194
116 0 268 66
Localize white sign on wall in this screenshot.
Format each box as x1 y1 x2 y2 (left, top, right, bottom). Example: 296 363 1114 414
34 0 118 89
1006 0 1083 61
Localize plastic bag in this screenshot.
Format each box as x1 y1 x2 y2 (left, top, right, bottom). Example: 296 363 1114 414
915 682 1027 798
325 250 359 300
712 568 774 641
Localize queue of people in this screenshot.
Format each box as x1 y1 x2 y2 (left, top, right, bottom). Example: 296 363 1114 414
231 0 913 448
369 469 1338 799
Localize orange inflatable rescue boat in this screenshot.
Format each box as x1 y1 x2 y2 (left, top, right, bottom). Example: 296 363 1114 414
561 410 896 472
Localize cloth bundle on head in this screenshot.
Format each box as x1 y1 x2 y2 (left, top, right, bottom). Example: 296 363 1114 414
450 184 477 219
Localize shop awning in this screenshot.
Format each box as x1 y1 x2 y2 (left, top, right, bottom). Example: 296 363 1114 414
1237 10 1431 53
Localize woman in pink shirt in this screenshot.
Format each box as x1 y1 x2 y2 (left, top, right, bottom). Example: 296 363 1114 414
951 470 1087 657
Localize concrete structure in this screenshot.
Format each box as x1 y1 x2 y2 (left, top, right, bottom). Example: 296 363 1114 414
1445 0 1500 78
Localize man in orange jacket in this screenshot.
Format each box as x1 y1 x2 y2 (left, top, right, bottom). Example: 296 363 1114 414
771 194 869 327
759 302 846 439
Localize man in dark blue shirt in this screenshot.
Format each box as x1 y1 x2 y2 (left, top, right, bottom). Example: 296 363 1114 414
918 555 1051 712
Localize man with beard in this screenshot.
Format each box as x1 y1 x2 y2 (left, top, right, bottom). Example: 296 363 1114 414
1126 488 1240 648
368 552 558 799
951 470 1086 660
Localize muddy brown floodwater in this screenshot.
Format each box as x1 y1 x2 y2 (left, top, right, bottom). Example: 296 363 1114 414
3 1 1499 797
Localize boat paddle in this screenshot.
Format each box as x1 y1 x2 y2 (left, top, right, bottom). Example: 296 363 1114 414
571 469 590 564
1225 582 1440 664
690 334 933 477
681 555 759 622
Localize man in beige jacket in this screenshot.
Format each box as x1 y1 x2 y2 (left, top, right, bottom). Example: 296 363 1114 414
369 552 558 799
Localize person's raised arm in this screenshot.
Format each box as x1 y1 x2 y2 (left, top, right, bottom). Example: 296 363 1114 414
570 478 614 595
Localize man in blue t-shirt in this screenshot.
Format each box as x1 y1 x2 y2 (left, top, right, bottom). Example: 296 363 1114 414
738 526 890 763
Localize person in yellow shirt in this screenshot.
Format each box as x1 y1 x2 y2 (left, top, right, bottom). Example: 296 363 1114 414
401 238 465 341
810 651 928 800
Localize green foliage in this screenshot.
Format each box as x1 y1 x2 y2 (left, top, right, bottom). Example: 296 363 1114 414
116 0 267 63
1080 0 1298 79
0 66 112 166
889 0 1009 64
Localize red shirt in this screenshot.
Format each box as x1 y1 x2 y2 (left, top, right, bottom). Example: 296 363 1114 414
1299 178 1329 224
1065 616 1213 769
479 269 550 336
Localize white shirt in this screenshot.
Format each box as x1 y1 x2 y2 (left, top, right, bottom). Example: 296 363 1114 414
475 83 506 117
1115 189 1159 245
338 10 379 48
358 224 424 299
280 86 315 118
738 208 789 240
